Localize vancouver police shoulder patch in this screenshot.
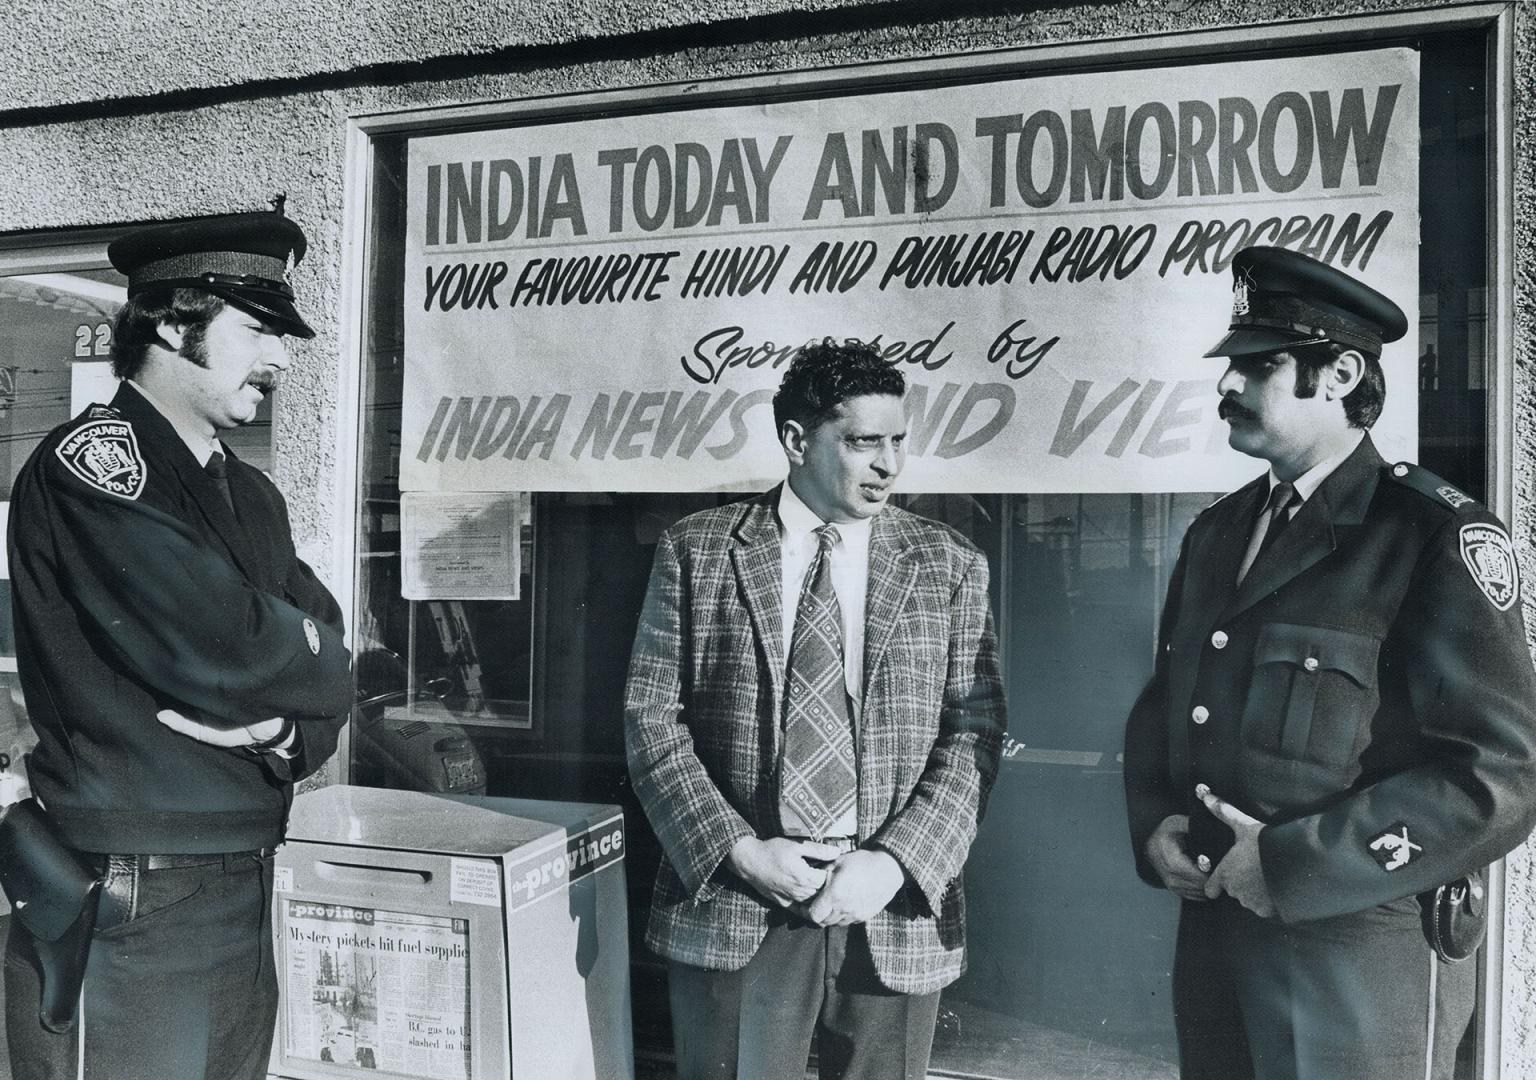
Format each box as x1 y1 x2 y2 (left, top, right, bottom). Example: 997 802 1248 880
1459 522 1519 611
54 417 146 500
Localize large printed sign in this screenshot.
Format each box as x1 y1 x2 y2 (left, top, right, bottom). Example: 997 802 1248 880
403 49 1419 493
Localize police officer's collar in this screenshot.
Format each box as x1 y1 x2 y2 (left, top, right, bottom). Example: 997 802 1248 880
125 379 224 467
1266 430 1365 507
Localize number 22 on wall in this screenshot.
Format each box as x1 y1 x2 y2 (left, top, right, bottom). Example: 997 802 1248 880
74 322 111 358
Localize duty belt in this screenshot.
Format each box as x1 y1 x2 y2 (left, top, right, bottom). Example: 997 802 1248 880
103 848 276 872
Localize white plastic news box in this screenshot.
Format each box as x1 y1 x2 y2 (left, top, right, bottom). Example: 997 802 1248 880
270 785 634 1080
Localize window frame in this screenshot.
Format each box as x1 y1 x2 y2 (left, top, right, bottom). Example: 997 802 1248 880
338 4 1521 1074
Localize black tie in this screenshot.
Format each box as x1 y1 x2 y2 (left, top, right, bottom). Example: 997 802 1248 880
1255 481 1300 560
1236 481 1300 585
205 451 234 512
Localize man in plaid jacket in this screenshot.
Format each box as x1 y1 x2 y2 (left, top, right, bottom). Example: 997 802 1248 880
625 340 1005 1080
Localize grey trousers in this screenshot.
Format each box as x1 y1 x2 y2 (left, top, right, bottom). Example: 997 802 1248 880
667 918 942 1080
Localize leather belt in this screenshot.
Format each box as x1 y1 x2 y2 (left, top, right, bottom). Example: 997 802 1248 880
95 849 276 872
142 849 275 871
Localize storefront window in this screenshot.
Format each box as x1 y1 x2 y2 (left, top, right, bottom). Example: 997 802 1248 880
354 27 1491 1077
0 253 128 787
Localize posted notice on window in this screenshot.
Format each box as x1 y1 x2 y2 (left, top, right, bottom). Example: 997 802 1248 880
401 491 522 600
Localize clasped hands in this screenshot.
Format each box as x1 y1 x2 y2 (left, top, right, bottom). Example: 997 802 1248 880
1144 787 1274 918
728 836 905 926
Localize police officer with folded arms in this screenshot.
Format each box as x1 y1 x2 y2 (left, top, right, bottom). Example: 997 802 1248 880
1123 246 1536 1080
3 210 353 1080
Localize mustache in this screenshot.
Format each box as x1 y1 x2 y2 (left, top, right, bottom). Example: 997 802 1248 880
246 372 279 393
1218 397 1254 421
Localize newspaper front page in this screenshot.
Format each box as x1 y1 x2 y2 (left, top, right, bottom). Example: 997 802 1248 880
283 900 472 1078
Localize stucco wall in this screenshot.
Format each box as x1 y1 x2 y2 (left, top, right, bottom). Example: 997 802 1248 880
2 0 1531 1071
1505 1 1536 1068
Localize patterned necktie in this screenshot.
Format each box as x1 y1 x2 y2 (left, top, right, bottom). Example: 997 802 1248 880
779 524 857 839
1237 480 1299 584
205 451 235 512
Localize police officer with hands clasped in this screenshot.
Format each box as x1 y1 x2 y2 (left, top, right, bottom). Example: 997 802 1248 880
3 210 353 1080
1123 246 1536 1080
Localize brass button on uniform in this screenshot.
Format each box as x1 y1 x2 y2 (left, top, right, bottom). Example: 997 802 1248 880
1192 706 1209 725
1211 631 1229 649
1304 657 1320 673
1196 854 1213 873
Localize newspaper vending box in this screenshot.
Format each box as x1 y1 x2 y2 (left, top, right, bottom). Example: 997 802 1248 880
270 785 633 1080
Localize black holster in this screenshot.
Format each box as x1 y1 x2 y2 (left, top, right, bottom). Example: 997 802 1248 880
0 799 104 1032
1420 867 1487 964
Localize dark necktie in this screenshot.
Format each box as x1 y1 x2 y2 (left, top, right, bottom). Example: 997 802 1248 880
1237 480 1299 584
205 451 235 512
779 524 857 839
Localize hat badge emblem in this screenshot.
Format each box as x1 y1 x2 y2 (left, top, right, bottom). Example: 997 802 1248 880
1231 275 1252 318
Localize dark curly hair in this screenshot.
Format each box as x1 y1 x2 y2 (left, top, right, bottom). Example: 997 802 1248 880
110 287 226 379
772 338 905 435
1289 340 1386 429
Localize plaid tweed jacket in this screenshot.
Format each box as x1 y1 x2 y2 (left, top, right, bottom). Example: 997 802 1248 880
624 488 1005 995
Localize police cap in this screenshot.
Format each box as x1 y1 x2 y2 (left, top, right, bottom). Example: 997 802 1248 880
107 211 315 339
1203 246 1406 359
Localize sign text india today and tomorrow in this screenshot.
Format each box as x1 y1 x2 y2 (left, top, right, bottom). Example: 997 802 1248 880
402 48 1419 494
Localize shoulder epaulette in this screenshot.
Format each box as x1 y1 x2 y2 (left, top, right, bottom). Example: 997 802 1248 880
1383 461 1481 514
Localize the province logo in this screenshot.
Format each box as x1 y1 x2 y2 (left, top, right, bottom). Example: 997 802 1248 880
55 419 146 500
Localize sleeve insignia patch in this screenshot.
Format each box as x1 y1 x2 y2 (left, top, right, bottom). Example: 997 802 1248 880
55 418 146 500
1437 485 1474 510
1460 523 1519 611
1367 823 1422 871
303 618 321 656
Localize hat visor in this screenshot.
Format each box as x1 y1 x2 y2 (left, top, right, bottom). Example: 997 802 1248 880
1202 325 1324 359
213 287 317 339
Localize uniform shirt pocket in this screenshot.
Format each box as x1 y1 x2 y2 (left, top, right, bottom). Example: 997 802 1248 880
1243 623 1381 766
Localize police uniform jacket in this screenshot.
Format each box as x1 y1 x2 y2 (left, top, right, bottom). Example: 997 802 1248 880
9 382 353 856
1124 435 1536 922
625 491 1005 995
